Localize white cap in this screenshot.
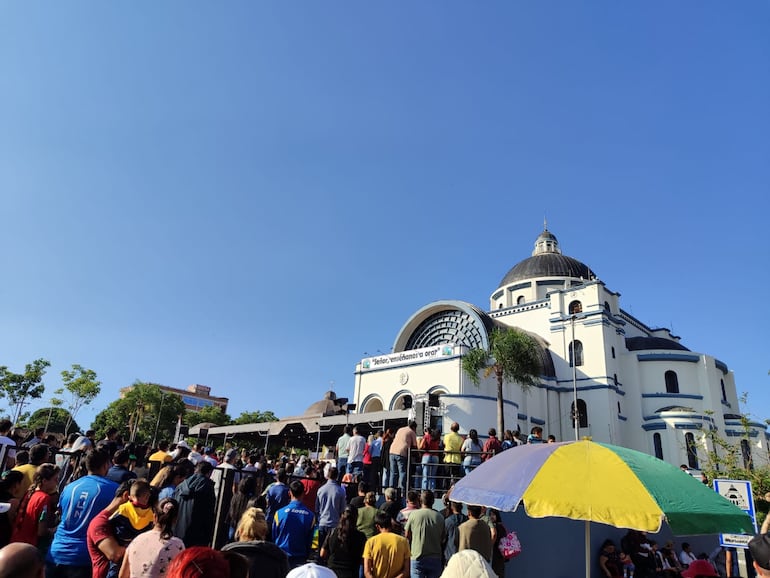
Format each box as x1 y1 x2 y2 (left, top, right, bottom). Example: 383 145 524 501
0 503 11 514
286 563 337 578
175 440 191 450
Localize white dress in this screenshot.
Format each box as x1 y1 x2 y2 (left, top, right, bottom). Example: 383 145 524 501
124 529 185 577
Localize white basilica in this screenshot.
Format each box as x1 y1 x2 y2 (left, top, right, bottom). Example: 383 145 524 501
352 226 769 469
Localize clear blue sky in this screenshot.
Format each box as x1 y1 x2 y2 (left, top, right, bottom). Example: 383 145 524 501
1 2 768 428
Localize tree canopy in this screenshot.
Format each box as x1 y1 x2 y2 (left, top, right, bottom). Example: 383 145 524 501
25 407 80 435
60 365 100 435
91 381 186 444
184 404 231 427
0 359 51 425
233 410 279 425
462 327 542 435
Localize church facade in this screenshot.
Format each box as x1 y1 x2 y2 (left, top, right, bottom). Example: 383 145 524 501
352 227 768 469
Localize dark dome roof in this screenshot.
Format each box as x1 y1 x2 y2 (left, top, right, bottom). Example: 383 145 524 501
625 337 690 352
499 254 594 287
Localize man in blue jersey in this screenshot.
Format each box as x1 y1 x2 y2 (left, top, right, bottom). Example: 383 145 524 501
273 480 316 569
46 449 119 578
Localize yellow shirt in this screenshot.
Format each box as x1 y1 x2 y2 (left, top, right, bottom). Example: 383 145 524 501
148 450 172 463
443 431 464 464
364 532 410 578
11 463 36 498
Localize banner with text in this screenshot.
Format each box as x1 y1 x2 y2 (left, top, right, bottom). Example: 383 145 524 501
361 344 455 371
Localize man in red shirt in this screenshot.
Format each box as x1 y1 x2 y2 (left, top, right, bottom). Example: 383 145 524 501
87 485 129 578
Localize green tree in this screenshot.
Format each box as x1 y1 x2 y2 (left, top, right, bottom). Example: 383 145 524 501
462 327 542 435
45 388 65 433
233 410 279 425
184 404 231 427
25 407 80 435
0 359 51 425
61 365 101 435
91 381 185 444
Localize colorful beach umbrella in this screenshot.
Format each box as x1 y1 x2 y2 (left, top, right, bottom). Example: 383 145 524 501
451 440 754 578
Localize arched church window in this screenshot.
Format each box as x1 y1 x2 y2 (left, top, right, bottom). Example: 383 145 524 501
721 379 727 402
685 432 699 469
499 303 504 309
569 340 584 367
571 399 588 428
604 301 611 313
568 300 582 314
741 439 753 470
665 371 679 394
653 433 663 460
517 295 525 305
611 346 615 359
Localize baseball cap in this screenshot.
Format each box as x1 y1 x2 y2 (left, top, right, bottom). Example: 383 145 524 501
225 448 238 461
0 503 11 514
750 534 770 571
286 563 337 578
175 440 191 450
681 559 719 578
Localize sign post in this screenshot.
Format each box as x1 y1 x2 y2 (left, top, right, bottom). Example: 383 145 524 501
713 479 757 577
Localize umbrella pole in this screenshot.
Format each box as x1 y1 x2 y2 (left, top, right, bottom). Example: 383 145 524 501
584 520 590 578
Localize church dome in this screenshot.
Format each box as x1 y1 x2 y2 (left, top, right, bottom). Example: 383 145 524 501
498 227 595 287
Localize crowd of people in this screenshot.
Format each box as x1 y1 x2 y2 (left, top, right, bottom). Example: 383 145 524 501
4 417 769 578
598 531 750 578
0 418 538 578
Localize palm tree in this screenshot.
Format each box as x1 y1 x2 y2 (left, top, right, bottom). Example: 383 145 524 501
462 327 542 435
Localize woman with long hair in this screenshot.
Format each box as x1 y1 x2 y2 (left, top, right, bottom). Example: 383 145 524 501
227 476 257 541
10 463 59 551
118 497 185 578
461 429 483 475
320 505 367 578
487 509 507 578
221 507 288 578
150 460 194 501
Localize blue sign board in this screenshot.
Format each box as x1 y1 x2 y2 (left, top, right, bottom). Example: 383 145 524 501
713 479 756 548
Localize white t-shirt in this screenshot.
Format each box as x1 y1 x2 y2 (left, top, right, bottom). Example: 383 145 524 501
347 435 366 463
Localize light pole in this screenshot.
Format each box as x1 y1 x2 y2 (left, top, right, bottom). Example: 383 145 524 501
571 314 580 441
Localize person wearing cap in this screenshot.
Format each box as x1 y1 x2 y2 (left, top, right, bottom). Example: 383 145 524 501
187 443 203 466
169 440 191 461
204 448 219 468
213 448 241 497
287 562 337 578
680 557 719 578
